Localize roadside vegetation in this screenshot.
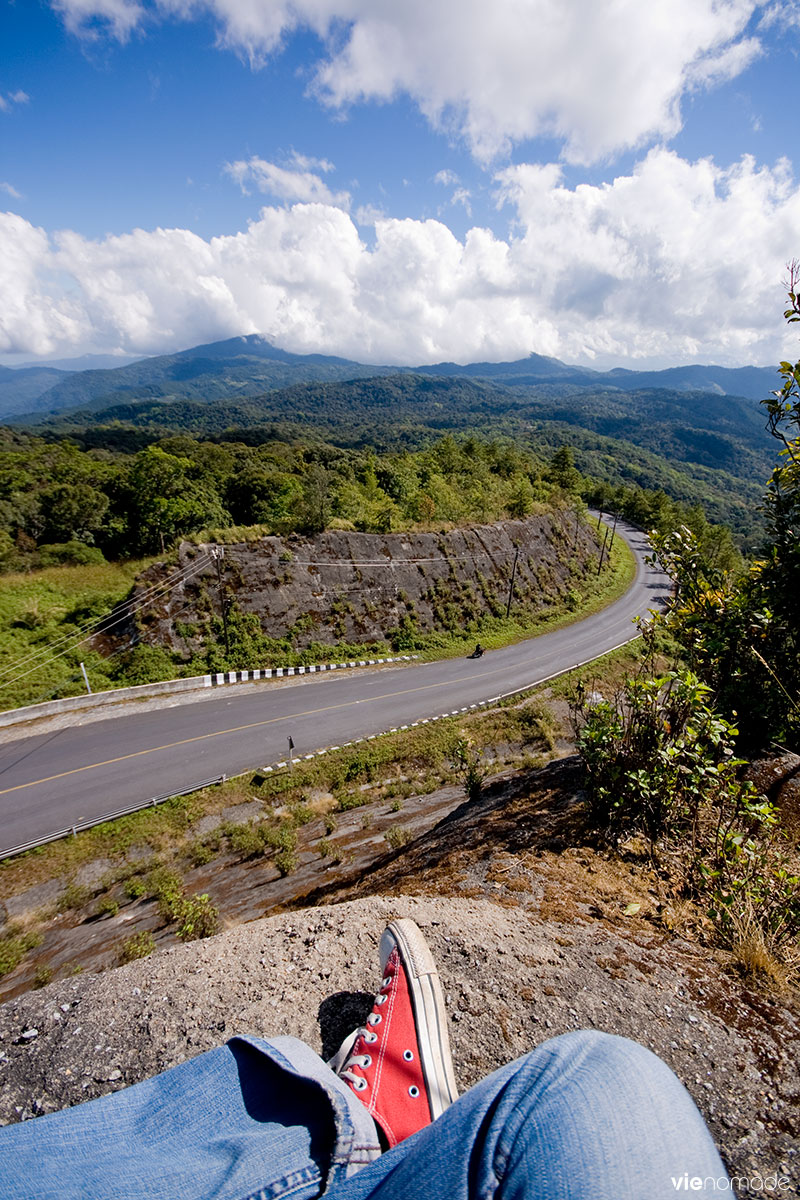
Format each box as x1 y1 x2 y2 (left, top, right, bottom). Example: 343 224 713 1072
568 281 800 983
0 694 560 982
0 443 643 708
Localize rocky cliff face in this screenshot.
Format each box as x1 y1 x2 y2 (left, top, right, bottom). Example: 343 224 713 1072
125 509 600 655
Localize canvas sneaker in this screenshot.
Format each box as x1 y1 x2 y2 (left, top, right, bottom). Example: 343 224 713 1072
329 918 459 1147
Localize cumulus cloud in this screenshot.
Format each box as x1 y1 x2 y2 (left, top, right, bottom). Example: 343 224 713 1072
52 0 765 163
225 152 350 207
3 149 799 366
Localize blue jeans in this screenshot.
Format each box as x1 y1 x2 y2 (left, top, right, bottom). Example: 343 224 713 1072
0 1031 729 1200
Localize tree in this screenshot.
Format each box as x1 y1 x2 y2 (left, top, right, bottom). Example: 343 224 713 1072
125 446 229 553
758 260 800 710
651 271 800 751
546 445 580 492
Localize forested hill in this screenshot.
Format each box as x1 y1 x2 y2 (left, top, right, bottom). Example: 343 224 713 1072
41 372 773 536
0 334 779 421
7 337 387 421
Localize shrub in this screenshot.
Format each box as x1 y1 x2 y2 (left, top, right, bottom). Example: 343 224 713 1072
124 876 147 901
57 882 92 913
384 825 412 850
574 667 800 959
274 848 298 876
175 894 219 941
450 736 488 803
95 896 119 918
37 541 106 567
228 823 265 860
118 931 156 963
33 965 53 989
262 821 297 853
0 927 43 977
146 867 185 923
188 838 218 867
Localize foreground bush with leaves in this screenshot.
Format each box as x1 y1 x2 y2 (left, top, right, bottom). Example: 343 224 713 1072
573 662 800 967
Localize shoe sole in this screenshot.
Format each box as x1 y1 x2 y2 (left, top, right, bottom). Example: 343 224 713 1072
380 918 459 1120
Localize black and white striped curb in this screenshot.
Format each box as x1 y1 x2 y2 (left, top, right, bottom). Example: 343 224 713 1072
0 655 419 730
258 698 505 773
256 633 641 774
0 635 641 859
209 655 417 685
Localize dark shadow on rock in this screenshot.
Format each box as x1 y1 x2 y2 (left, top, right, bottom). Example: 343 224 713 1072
318 991 375 1061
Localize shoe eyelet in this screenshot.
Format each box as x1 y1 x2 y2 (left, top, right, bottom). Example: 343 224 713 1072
375 994 388 1005
364 1031 378 1043
408 1085 420 1098
361 1054 372 1068
353 1077 368 1092
403 1050 414 1061
367 1013 382 1026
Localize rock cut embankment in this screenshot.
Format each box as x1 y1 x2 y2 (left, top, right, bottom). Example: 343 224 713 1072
120 509 601 654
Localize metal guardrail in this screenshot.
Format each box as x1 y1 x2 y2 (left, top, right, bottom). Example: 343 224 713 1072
0 775 226 861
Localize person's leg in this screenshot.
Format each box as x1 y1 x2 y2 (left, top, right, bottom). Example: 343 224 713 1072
0 1035 381 1200
328 1030 731 1200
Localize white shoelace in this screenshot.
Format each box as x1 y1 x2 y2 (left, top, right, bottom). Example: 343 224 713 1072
337 976 391 1091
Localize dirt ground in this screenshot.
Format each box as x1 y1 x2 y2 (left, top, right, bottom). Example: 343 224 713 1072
0 755 798 1187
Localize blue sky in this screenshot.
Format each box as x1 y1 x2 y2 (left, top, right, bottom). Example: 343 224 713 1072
2 0 800 369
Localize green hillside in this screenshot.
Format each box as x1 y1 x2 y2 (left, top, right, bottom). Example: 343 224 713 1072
40 373 773 539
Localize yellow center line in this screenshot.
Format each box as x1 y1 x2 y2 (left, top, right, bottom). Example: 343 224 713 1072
0 661 515 797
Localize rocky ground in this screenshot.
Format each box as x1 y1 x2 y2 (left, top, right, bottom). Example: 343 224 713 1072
1 755 798 1187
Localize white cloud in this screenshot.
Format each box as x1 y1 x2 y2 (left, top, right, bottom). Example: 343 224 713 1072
0 183 22 199
3 150 799 367
0 90 30 113
225 153 350 207
760 1 800 32
52 0 765 163
434 169 459 187
450 188 472 215
52 0 144 41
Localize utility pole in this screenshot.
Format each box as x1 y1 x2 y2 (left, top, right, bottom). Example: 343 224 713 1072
506 547 520 618
609 511 619 550
597 526 610 574
79 662 92 694
211 546 230 657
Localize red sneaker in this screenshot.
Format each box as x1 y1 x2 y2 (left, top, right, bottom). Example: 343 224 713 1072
329 918 459 1147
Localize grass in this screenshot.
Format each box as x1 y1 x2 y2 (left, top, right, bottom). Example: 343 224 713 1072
0 557 159 710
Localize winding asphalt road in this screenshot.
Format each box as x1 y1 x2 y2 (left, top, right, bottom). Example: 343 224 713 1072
0 521 671 853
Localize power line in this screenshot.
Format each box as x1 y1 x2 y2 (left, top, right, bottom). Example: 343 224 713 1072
0 552 213 685
0 552 214 692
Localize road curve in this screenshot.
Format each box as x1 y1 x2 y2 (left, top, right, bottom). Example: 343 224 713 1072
0 521 671 853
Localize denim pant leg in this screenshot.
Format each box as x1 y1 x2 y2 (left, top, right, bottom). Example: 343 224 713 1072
329 1031 730 1200
0 1035 381 1200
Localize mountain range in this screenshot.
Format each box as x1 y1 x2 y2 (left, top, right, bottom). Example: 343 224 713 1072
0 335 781 423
